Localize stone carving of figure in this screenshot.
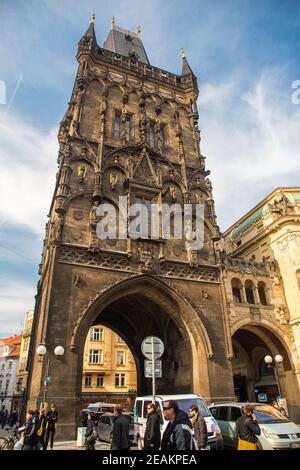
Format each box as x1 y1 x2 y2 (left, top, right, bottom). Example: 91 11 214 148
276 307 288 325
51 216 64 243
269 194 294 217
139 111 149 143
195 192 202 204
169 185 177 202
174 110 182 138
89 200 100 227
205 178 212 192
120 107 127 143
78 166 86 183
100 96 107 117
202 289 209 300
109 172 118 190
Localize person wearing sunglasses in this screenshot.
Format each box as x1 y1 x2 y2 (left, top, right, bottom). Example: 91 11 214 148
144 403 161 450
161 400 193 450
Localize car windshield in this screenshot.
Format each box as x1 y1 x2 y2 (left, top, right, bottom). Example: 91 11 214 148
176 398 211 417
253 405 290 423
87 406 99 412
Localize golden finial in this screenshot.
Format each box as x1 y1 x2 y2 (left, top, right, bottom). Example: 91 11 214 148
90 13 95 24
136 25 141 38
181 48 186 59
111 17 116 29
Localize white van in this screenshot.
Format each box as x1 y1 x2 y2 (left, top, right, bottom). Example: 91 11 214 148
134 394 223 450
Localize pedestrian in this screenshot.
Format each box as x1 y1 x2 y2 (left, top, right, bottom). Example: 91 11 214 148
36 408 47 450
144 403 161 450
9 409 19 427
236 404 261 450
2 408 8 428
22 410 37 450
45 403 58 450
189 405 208 450
111 404 130 450
161 400 194 450
0 406 4 429
85 412 97 450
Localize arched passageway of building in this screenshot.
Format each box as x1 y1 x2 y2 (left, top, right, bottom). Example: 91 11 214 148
231 323 300 422
73 275 212 411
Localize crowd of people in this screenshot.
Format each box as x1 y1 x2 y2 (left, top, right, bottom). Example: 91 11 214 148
0 407 20 428
1 400 263 451
96 400 261 451
0 403 59 450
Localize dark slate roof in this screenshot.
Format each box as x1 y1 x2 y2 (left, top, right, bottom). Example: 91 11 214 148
103 26 150 65
82 19 96 39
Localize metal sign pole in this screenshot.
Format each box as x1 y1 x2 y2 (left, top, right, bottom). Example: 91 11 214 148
152 336 155 404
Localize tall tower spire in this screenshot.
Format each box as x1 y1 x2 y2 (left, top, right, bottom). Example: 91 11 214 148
181 48 195 76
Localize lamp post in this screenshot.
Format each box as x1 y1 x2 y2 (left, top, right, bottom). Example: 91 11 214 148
36 344 64 408
264 354 283 399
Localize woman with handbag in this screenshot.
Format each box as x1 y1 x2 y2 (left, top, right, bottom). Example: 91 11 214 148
85 413 97 450
36 409 47 450
236 404 261 450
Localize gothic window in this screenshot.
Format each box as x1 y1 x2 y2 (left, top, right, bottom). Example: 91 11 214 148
231 278 243 303
160 125 165 147
258 282 268 305
149 123 155 148
125 115 131 142
245 280 255 304
114 111 120 138
134 197 152 238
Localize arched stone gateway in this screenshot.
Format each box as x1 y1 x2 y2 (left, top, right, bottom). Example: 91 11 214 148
28 273 235 440
232 321 300 421
72 274 212 396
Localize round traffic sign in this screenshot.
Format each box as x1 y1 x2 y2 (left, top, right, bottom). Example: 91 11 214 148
141 336 164 360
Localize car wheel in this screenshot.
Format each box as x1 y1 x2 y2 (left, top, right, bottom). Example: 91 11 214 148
256 439 263 450
137 436 143 450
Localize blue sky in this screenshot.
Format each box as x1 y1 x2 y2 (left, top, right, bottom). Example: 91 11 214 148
0 0 300 336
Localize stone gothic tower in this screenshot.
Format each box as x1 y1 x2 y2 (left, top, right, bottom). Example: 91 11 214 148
27 17 235 439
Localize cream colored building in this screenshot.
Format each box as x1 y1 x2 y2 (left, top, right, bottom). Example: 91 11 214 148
13 309 34 415
82 325 137 395
217 187 300 420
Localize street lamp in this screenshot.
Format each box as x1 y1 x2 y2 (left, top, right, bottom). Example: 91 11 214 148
36 344 65 407
264 354 283 398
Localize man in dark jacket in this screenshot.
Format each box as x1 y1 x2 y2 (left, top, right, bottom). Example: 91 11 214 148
45 404 58 450
144 403 161 450
22 410 37 450
189 405 208 449
111 405 130 450
85 412 96 450
236 404 261 449
161 400 193 450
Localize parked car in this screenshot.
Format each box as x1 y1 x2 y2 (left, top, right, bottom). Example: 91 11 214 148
134 394 223 450
209 402 300 450
97 412 135 446
81 402 118 426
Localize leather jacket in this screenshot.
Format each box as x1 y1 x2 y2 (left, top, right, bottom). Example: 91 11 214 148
236 414 261 444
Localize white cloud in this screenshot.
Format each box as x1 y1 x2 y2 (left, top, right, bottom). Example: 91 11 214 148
0 110 58 234
0 278 36 337
199 68 300 230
